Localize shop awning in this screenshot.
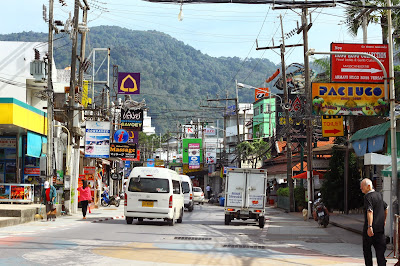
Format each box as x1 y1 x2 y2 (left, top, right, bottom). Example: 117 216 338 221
292 170 324 179
350 122 390 142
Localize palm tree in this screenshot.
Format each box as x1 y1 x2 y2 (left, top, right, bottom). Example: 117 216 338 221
344 0 400 45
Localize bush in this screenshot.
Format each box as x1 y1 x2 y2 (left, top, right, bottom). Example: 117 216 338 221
294 187 306 207
277 187 289 197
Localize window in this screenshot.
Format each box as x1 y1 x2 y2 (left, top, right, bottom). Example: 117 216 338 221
254 107 259 116
193 187 202 192
182 181 190 194
128 177 169 193
172 180 181 194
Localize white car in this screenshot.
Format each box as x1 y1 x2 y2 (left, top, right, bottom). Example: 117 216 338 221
193 187 204 205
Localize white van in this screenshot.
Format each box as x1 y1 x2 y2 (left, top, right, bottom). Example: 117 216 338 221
180 175 194 212
124 167 184 226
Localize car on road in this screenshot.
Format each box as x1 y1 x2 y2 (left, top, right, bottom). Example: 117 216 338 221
193 187 204 204
180 175 194 212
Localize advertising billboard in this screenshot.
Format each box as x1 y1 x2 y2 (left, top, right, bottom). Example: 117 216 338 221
312 83 388 116
121 109 143 131
118 72 140 95
331 43 389 83
110 143 137 159
85 121 111 158
182 139 202 165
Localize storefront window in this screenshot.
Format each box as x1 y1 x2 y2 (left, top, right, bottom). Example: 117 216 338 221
0 137 17 183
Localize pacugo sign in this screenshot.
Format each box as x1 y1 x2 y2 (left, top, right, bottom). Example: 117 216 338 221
312 83 388 116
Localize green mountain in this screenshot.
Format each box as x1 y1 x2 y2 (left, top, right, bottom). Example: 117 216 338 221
0 26 278 133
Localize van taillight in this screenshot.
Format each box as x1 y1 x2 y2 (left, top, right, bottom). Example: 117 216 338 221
190 193 193 200
169 195 173 208
124 193 127 206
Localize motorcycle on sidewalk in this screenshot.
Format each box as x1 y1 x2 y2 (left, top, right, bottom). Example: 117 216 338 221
311 193 329 228
101 190 121 207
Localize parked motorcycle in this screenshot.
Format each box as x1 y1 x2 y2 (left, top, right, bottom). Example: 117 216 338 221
101 190 121 207
311 193 329 228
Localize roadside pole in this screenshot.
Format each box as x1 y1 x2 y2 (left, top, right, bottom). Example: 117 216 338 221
47 0 54 184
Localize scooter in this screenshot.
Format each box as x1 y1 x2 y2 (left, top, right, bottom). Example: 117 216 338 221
311 194 329 228
101 190 121 207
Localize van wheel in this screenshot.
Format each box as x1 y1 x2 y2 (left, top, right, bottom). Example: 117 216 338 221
224 214 230 225
126 217 133 224
138 218 143 222
177 208 183 223
188 204 194 212
259 216 265 228
168 218 175 226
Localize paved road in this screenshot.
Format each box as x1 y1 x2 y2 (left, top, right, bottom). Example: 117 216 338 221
0 204 396 265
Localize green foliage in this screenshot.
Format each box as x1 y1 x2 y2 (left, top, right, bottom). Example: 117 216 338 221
0 27 277 134
320 145 363 211
294 187 306 207
237 139 270 168
277 187 289 197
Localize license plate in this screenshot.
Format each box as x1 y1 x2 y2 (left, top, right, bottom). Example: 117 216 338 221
318 211 324 217
142 201 154 207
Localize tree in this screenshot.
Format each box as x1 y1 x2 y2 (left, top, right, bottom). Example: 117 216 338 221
320 137 363 211
344 0 400 45
237 139 270 168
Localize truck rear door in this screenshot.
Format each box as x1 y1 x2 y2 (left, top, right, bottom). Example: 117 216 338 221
246 170 266 209
226 170 246 208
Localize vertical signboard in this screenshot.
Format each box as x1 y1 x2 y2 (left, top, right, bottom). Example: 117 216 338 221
118 72 140 95
85 121 111 158
255 88 269 102
182 139 202 165
275 94 307 139
188 143 200 169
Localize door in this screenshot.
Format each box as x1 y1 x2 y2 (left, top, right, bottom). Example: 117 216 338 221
247 171 266 209
225 171 246 208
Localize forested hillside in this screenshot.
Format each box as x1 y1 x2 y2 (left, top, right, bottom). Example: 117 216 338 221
0 26 278 133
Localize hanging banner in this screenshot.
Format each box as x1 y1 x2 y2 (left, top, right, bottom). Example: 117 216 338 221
121 109 143 131
84 121 111 158
118 72 140 95
312 83 388 116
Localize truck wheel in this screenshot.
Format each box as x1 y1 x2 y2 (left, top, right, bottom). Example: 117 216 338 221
177 208 183 223
115 200 120 207
259 216 265 228
138 218 143 222
126 217 133 224
224 214 231 225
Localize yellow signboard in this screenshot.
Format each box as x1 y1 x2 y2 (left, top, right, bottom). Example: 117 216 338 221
312 83 388 116
322 115 344 137
81 80 92 108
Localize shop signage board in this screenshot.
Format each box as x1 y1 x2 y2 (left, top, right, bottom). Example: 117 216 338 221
0 184 33 203
122 150 140 162
331 43 389 83
255 88 269 102
206 151 216 164
121 109 143 131
113 129 129 143
312 83 388 116
126 130 139 144
24 168 40 175
110 143 137 159
275 94 307 139
118 72 140 95
147 159 155 167
204 128 216 136
83 166 96 175
321 115 344 137
182 139 202 164
84 121 111 158
188 143 200 169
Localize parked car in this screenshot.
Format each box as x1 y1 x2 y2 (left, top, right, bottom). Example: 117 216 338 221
193 187 204 205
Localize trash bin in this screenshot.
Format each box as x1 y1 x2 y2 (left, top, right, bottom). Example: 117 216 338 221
219 197 225 206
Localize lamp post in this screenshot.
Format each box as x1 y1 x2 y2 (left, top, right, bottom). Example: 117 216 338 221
306 49 396 240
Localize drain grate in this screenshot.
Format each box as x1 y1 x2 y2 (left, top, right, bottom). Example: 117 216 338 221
174 237 212 241
223 244 267 249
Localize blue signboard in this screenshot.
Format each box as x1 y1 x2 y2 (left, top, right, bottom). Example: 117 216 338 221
147 159 155 167
114 129 129 143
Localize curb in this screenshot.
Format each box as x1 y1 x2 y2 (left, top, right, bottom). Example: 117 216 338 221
329 221 362 235
92 216 125 223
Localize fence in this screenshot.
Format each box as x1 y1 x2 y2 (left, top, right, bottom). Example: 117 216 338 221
277 195 290 211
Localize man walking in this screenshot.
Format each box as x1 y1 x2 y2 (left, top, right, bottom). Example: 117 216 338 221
206 184 211 199
360 178 388 266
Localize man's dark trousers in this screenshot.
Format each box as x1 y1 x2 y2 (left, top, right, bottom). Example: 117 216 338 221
363 232 386 266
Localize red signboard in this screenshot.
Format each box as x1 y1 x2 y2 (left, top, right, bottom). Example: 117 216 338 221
121 150 141 161
24 168 40 175
331 43 389 83
255 88 269 102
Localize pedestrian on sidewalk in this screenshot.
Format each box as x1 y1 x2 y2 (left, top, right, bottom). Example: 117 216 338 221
206 184 211 199
41 181 57 222
77 180 91 219
360 178 388 266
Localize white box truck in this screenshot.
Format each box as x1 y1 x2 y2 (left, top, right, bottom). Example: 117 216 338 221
224 168 267 228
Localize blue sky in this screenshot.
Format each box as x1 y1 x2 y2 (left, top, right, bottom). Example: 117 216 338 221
2 0 383 66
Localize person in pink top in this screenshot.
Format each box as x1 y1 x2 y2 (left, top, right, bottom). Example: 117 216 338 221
77 180 91 219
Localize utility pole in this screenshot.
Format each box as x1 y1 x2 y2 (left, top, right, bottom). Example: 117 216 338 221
256 16 302 212
78 2 89 88
47 0 55 184
235 80 241 168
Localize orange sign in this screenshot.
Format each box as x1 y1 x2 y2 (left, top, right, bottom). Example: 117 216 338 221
255 88 269 102
322 115 344 137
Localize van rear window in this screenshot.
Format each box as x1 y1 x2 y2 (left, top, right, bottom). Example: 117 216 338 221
182 182 190 194
128 177 169 193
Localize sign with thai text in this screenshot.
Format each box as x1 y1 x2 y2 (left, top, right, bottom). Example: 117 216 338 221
121 109 143 131
312 83 388 116
321 115 344 137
